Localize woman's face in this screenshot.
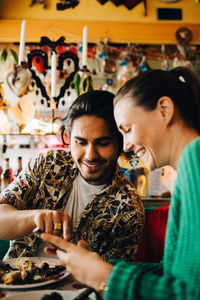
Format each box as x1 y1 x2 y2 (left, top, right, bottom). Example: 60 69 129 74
114 97 167 170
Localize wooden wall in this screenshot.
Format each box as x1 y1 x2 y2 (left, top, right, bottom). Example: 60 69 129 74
0 0 200 44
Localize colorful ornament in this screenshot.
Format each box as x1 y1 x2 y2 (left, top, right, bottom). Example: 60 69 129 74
73 67 93 97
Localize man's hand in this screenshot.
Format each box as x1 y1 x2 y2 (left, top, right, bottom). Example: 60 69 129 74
41 233 113 291
0 204 72 241
34 210 71 240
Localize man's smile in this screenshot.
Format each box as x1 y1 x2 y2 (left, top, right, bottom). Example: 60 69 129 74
81 160 105 172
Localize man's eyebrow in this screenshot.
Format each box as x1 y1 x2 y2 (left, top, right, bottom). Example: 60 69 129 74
73 136 113 142
73 136 86 141
94 136 113 142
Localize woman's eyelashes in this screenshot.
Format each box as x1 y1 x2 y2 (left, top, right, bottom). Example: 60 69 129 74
125 128 130 133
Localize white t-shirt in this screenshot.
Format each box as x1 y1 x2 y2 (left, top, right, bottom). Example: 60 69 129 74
65 173 106 229
37 173 105 257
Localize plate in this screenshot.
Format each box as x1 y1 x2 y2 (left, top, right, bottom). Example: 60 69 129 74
0 257 70 289
6 289 83 299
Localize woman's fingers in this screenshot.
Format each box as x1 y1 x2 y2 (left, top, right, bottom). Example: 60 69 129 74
44 246 57 256
56 250 69 266
41 233 72 252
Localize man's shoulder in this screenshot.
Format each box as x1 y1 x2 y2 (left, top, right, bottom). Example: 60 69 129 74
114 165 136 189
40 149 73 163
31 150 76 176
111 166 140 199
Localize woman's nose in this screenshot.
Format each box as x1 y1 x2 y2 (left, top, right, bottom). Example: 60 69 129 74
123 138 134 153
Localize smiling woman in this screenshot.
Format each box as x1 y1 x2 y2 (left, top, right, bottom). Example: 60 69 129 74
114 67 200 170
114 100 164 170
41 67 200 300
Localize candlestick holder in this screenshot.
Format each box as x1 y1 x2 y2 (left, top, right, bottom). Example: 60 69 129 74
80 65 90 73
47 97 57 134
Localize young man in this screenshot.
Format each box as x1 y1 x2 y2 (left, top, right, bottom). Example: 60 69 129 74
0 90 144 261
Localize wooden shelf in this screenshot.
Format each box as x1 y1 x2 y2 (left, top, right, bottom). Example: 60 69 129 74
0 19 200 44
142 198 170 208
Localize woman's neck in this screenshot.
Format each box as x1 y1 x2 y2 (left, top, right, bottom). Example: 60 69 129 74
169 125 199 170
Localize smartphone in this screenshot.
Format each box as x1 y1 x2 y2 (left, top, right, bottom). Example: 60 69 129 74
33 228 60 253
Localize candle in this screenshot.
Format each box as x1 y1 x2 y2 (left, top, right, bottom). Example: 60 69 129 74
82 26 88 67
18 20 26 65
51 50 57 99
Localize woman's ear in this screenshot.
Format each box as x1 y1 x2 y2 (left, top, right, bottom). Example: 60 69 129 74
157 96 175 126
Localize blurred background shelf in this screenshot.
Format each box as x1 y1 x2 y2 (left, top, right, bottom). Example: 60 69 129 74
142 198 170 208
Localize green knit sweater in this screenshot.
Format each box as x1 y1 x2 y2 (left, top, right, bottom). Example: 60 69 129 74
106 137 200 300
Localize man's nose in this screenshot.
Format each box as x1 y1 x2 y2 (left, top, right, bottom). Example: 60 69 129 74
85 144 99 160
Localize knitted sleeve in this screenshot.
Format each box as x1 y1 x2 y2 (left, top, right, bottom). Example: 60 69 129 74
106 138 200 300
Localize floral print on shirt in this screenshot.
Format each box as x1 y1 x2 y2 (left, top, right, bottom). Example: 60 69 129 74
0 150 144 261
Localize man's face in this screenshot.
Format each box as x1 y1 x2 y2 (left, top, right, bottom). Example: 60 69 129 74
70 115 119 185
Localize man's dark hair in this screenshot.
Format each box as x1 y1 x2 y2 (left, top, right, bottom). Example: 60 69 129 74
62 90 123 153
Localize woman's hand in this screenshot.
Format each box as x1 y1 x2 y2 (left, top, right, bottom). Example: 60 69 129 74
41 233 113 291
34 210 71 240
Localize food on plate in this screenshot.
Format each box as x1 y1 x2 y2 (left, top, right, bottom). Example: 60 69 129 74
16 257 33 272
41 291 63 300
1 271 21 285
0 260 17 271
0 258 66 285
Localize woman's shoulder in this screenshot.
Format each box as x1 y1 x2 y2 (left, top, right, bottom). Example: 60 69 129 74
181 137 200 159
177 137 200 174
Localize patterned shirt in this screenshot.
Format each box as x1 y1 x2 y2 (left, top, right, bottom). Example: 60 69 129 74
0 150 144 261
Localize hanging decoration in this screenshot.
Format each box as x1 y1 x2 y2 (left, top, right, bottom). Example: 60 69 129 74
0 82 10 134
175 27 193 46
8 95 35 128
27 36 79 110
73 68 93 97
56 0 79 10
96 0 147 14
160 45 169 71
0 83 8 109
1 19 200 136
95 39 119 75
29 0 47 8
6 20 32 98
6 65 31 97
